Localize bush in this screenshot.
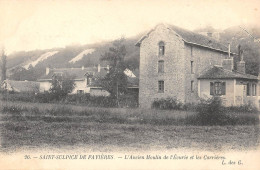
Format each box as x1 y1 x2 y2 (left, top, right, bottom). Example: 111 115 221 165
151 98 196 110
195 97 227 125
1 90 139 108
0 92 36 102
191 97 259 126
225 102 258 113
118 94 139 108
152 98 183 110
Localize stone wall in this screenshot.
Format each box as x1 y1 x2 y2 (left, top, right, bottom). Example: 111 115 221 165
199 79 235 106
184 44 229 103
139 24 186 108
139 24 231 108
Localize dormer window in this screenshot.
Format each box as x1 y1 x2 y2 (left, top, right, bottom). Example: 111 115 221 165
159 41 165 56
86 76 92 86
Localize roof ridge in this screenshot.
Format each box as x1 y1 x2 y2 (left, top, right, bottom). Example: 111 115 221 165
232 70 258 78
6 79 39 83
51 67 94 70
167 24 229 49
136 23 235 54
199 65 258 80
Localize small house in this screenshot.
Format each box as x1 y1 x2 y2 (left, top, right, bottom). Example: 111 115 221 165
1 80 40 93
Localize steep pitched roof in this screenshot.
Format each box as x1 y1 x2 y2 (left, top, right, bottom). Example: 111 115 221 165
198 66 258 80
38 67 104 80
136 24 236 54
38 66 139 88
2 80 40 92
168 25 229 52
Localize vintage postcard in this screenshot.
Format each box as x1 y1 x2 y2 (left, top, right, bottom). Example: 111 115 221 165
0 0 260 169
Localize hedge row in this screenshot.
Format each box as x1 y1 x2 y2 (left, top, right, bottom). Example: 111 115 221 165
0 92 138 108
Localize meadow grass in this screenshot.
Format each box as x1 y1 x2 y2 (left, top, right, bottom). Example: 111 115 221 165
0 101 259 152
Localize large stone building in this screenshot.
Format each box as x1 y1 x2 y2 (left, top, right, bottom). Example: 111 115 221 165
136 24 260 109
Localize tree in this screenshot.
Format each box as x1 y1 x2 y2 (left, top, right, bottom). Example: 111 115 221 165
49 73 75 100
100 38 128 104
0 48 7 82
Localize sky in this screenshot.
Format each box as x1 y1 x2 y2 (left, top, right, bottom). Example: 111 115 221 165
0 0 260 55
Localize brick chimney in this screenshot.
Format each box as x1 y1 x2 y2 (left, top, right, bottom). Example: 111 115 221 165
236 50 245 74
46 67 50 75
222 59 233 71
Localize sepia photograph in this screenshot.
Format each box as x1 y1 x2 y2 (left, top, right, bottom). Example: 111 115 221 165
0 0 260 169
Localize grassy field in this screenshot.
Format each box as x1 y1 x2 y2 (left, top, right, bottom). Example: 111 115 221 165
0 101 259 152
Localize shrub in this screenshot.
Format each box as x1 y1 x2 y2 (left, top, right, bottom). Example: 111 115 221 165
49 73 76 100
152 98 183 110
225 102 258 113
151 98 197 111
195 97 227 125
118 94 138 108
1 92 36 102
191 97 259 126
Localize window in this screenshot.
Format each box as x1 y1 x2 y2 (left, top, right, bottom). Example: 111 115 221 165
158 81 164 93
247 83 251 96
191 81 194 92
158 60 164 73
191 61 194 74
214 82 222 95
191 46 193 57
210 82 226 96
159 41 165 56
86 76 92 86
252 84 256 96
77 90 84 94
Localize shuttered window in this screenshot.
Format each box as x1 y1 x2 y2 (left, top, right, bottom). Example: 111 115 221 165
247 83 250 96
221 82 226 95
210 82 214 95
